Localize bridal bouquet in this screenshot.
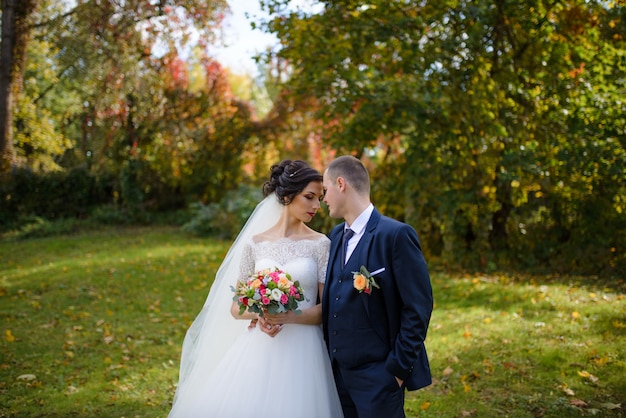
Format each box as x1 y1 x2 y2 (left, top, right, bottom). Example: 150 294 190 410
232 267 305 316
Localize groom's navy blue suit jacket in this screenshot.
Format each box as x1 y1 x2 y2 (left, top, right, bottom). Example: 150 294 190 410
323 208 433 391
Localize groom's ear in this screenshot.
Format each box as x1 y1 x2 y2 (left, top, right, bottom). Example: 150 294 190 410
336 176 346 191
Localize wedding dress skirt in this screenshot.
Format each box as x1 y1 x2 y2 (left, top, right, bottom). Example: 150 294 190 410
169 238 343 418
183 323 342 417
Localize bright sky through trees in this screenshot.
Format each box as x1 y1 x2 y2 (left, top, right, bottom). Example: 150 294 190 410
212 0 276 75
213 0 323 75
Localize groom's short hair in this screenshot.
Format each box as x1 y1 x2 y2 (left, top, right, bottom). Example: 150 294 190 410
327 155 370 195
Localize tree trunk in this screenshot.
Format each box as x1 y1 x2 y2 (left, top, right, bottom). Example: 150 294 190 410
0 0 17 172
0 0 38 172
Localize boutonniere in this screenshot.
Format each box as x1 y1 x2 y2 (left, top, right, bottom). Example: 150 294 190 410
352 266 380 295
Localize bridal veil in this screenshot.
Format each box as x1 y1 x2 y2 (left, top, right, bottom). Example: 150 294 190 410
169 194 284 415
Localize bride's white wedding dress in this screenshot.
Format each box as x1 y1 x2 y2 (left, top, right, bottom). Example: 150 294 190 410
169 236 343 418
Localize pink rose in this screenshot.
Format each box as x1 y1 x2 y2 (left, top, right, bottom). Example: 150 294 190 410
280 294 288 304
261 296 270 305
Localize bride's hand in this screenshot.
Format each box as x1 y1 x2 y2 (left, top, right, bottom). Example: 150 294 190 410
258 315 282 337
263 311 292 325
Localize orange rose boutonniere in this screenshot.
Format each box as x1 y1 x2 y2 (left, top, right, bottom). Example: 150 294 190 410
353 266 380 295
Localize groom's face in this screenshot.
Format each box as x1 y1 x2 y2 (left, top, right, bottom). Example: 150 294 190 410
322 170 343 219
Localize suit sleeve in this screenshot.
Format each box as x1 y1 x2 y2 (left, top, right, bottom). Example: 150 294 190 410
385 224 433 380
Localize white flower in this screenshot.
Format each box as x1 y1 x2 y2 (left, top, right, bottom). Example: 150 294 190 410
271 288 283 301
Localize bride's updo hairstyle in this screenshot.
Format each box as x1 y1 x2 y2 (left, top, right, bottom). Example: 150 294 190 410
263 159 323 205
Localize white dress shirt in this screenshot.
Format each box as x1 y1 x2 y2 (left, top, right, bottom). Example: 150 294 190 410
344 203 374 263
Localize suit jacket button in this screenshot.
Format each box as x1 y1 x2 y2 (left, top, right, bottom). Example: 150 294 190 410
338 279 342 283
333 348 337 353
332 331 337 335
333 313 338 318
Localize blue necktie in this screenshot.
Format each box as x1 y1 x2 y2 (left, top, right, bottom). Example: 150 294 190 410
342 228 355 266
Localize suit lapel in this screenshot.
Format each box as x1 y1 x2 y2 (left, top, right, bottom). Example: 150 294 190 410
351 210 381 318
353 209 380 271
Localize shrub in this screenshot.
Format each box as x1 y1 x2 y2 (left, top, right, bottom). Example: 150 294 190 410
182 184 262 239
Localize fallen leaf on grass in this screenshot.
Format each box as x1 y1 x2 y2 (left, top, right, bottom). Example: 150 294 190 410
557 383 575 396
17 374 36 381
599 402 621 410
65 385 78 394
578 370 599 383
570 399 589 408
5 330 15 342
612 320 626 329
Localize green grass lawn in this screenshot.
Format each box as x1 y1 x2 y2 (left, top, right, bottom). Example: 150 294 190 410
1 226 624 417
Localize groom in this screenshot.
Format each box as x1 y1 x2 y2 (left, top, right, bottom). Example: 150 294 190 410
321 155 433 418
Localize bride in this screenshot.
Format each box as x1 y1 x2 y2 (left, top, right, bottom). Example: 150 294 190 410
168 160 343 418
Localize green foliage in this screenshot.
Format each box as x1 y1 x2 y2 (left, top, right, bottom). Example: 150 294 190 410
0 167 114 228
0 216 96 240
263 0 626 277
181 184 263 239
0 228 624 417
89 205 134 226
5 0 626 278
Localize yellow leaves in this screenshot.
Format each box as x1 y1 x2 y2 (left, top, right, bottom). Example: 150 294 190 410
571 311 580 320
459 371 480 393
5 330 15 342
148 299 161 313
577 370 599 383
460 374 472 392
558 383 575 396
103 324 114 345
482 359 494 374
462 329 472 339
420 402 431 411
611 319 626 329
590 355 609 367
481 185 496 196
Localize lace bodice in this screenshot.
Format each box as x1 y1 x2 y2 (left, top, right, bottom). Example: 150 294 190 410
238 237 330 309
